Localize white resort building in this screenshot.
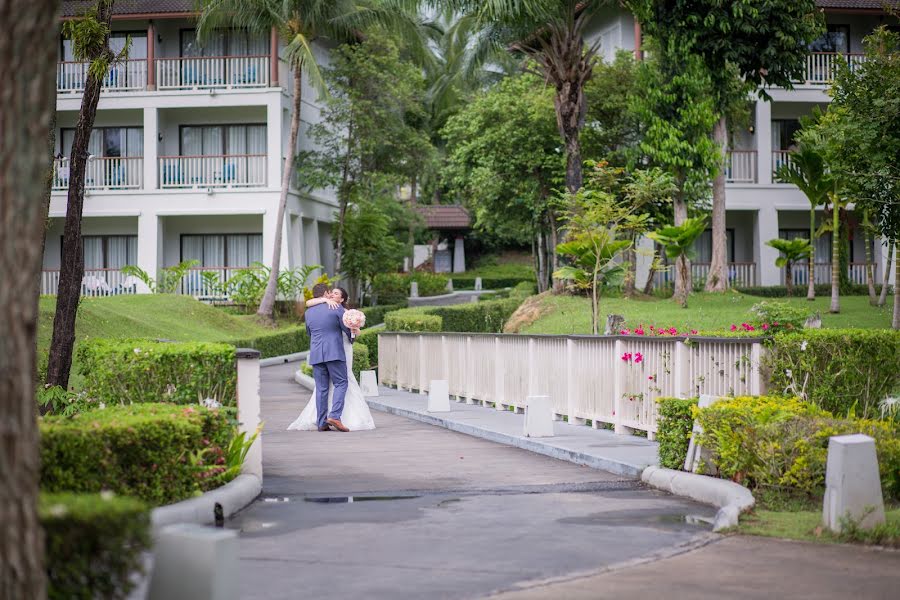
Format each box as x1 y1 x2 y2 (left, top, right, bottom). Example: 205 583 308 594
44 0 336 297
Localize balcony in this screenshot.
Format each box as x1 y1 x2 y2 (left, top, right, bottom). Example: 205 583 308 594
784 263 876 286
57 59 148 93
158 155 267 189
654 262 758 288
725 151 757 184
157 55 269 90
801 52 866 86
40 268 138 296
771 151 793 179
52 156 143 191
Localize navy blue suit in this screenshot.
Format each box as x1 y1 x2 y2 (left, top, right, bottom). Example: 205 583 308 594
305 303 353 428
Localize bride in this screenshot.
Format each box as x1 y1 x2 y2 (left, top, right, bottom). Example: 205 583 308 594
287 287 376 431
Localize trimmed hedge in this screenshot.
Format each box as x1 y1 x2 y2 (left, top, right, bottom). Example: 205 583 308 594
767 329 900 419
656 397 699 469
383 284 532 334
737 283 872 297
372 272 449 304
40 492 151 600
361 304 404 326
695 395 900 500
385 311 443 332
450 276 535 290
356 325 384 368
77 339 237 406
227 326 309 358
40 403 234 505
352 342 370 382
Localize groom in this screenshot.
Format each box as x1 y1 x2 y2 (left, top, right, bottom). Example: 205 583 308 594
305 283 354 432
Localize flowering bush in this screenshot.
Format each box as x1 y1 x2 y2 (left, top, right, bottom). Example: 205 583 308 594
749 300 809 330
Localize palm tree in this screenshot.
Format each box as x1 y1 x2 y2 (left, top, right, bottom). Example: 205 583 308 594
776 143 833 301
648 217 708 308
197 0 427 324
438 0 608 195
766 238 812 297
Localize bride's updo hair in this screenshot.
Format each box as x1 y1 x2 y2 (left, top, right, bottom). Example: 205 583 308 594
335 287 350 308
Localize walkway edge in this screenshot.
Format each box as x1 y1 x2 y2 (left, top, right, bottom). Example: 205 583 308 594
260 351 308 367
294 369 315 390
366 398 646 478
151 473 262 531
641 466 755 531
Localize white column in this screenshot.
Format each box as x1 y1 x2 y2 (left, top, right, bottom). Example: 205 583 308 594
757 206 781 285
453 236 465 273
755 100 773 185
303 218 321 268
137 212 160 293
262 203 289 271
143 107 158 190
236 349 262 479
266 98 283 189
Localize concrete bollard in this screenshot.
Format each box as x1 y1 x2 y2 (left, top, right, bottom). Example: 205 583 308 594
148 524 238 600
427 380 450 412
446 279 454 292
823 434 885 532
236 349 262 479
410 281 419 298
524 395 554 438
474 277 482 291
360 370 379 397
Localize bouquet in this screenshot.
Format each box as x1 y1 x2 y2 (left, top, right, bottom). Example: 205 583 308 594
343 309 366 330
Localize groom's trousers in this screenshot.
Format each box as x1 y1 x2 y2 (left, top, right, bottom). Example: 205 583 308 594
312 360 349 428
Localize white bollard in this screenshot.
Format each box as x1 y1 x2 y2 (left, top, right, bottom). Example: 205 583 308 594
148 524 238 600
474 277 482 291
410 281 419 298
360 370 379 397
446 279 454 292
427 380 450 412
236 348 262 479
524 395 554 438
823 434 885 532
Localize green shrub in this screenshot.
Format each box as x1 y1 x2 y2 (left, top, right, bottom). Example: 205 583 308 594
737 284 872 297
695 395 900 500
451 276 535 290
352 342 370 382
356 325 384 368
385 310 443 332
227 326 309 358
77 339 237 406
40 403 234 505
748 300 810 330
372 273 449 304
425 297 522 333
40 492 152 600
656 397 698 469
300 362 313 377
361 304 404 326
766 329 900 419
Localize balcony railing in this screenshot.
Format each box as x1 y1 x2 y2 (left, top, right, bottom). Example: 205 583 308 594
57 59 148 93
158 155 266 189
178 266 255 299
654 262 757 288
785 262 877 286
156 55 270 90
725 151 757 184
803 52 866 85
772 151 793 179
52 156 143 190
40 269 139 297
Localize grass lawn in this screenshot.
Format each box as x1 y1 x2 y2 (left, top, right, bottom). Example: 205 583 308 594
738 507 900 548
519 291 895 334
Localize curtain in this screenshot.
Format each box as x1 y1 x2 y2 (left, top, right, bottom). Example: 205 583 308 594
246 126 266 154
203 127 223 156
83 237 104 270
248 234 263 264
203 235 225 267
106 236 132 269
125 128 143 157
180 127 203 155
227 126 246 154
226 235 249 267
181 235 205 264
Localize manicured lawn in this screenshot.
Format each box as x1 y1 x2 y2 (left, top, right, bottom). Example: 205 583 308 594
738 507 900 548
519 291 895 334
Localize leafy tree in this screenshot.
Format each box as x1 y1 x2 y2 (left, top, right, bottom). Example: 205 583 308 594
197 0 426 324
628 0 824 293
582 50 642 167
47 0 124 390
766 238 812 297
648 217 708 308
442 73 563 292
1 0 59 593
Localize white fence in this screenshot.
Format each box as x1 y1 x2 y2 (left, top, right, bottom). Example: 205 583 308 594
158 155 266 188
156 56 269 90
57 59 148 92
378 333 765 439
40 269 139 297
654 261 757 288
803 52 866 85
52 156 143 190
725 151 757 184
784 263 876 286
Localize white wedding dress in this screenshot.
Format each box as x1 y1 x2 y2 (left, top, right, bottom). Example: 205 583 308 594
287 337 376 431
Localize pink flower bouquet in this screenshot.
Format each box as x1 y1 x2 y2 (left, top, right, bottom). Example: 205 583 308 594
343 309 366 330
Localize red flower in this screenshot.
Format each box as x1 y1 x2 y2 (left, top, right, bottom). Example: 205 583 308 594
690 329 698 335
621 352 633 362
621 328 631 335
634 326 645 335
730 324 737 332
634 352 643 364
667 327 677 335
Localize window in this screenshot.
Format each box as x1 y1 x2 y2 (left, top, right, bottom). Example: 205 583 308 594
63 235 137 270
180 234 263 268
772 120 802 152
61 31 147 61
692 229 735 263
809 25 850 54
780 229 830 264
180 29 267 57
179 125 266 156
60 127 143 158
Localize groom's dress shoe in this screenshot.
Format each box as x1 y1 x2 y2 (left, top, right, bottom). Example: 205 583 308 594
326 418 349 432
318 426 331 432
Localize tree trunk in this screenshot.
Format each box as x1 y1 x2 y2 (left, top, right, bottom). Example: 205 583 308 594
554 76 586 195
334 116 354 275
536 230 547 294
624 241 637 297
864 219 876 305
878 240 893 307
0 0 58 594
785 261 794 297
40 112 57 272
642 253 657 294
591 256 600 335
676 255 689 308
705 116 728 293
407 175 416 274
673 183 692 296
258 65 302 323
807 206 816 300
830 203 840 314
893 242 900 330
46 1 114 389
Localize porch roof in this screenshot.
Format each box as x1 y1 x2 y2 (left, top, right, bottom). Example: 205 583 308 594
415 205 472 230
61 0 196 18
816 0 900 10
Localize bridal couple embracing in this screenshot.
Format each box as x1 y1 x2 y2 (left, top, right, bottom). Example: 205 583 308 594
288 283 376 432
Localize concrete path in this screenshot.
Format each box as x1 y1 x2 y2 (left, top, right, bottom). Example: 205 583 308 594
232 363 716 599
369 386 658 477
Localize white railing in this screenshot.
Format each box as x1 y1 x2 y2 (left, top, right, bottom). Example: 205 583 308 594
378 333 766 439
40 269 139 297
655 262 757 288
803 52 866 85
57 59 148 93
178 266 254 298
772 151 793 179
784 262 876 286
52 156 143 190
725 151 757 184
158 155 266 188
156 55 269 90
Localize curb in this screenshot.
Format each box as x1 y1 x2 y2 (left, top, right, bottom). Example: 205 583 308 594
366 397 648 478
260 351 308 367
150 473 262 531
294 369 315 390
641 466 755 531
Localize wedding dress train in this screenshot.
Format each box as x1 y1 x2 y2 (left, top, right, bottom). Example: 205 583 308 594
287 337 376 431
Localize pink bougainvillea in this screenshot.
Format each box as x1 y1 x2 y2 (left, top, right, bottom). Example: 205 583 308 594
634 352 643 364
621 352 633 362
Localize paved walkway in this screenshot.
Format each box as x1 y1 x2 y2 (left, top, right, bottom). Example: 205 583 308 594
369 386 658 477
